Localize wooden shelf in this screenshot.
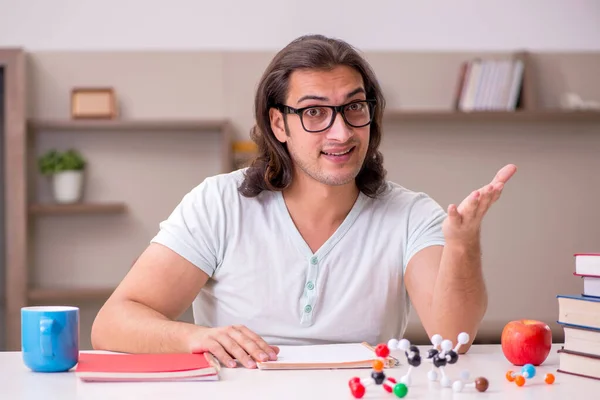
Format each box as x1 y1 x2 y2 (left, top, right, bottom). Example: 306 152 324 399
383 109 600 123
29 202 127 215
27 118 230 132
28 111 599 129
28 287 114 302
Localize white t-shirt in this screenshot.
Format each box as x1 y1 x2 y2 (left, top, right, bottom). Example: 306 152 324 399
151 168 446 346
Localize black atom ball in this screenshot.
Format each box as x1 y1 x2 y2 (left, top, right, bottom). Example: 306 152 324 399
448 350 459 364
408 353 421 367
371 371 386 385
433 355 447 368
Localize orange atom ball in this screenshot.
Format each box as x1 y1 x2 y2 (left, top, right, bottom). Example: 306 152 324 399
515 375 526 386
372 359 384 372
506 371 515 382
545 373 555 384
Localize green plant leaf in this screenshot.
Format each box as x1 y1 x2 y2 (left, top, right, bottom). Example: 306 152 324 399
38 148 86 175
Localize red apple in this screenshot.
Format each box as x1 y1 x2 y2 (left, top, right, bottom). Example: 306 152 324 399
501 319 552 366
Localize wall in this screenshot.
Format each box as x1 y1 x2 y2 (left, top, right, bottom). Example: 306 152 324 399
2 0 600 51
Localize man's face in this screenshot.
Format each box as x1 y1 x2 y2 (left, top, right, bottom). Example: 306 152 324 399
270 65 371 188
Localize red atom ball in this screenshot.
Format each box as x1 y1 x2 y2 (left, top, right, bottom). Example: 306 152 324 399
350 383 366 398
374 343 390 358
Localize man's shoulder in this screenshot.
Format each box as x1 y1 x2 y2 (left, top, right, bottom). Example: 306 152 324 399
370 180 445 215
375 180 435 203
195 168 247 193
190 168 274 204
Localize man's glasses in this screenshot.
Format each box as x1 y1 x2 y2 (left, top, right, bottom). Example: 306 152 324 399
275 99 376 133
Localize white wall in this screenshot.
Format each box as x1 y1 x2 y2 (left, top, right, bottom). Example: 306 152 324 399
2 0 599 51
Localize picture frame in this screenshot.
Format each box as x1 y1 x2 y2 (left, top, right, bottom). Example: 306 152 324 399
71 87 117 119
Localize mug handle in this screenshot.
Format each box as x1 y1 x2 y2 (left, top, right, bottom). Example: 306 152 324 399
39 317 55 357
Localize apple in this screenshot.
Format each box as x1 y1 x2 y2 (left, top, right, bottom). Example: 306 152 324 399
501 319 552 366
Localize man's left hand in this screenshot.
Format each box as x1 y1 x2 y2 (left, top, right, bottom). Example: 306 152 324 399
442 164 517 246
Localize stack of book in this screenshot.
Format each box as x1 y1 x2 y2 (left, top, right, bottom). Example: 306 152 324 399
557 253 600 380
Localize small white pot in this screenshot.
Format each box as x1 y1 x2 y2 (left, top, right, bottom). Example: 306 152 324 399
52 170 84 203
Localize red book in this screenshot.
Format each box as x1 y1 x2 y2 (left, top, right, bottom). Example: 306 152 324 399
75 352 220 382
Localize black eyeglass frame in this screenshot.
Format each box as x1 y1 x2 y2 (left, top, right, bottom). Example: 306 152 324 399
274 99 377 133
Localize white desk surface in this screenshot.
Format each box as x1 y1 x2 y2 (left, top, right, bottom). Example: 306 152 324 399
1 343 598 399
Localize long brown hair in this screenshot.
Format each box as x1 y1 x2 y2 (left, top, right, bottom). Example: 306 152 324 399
238 34 387 198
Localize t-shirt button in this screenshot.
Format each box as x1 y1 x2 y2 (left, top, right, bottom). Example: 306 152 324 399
304 305 312 313
306 281 314 290
310 257 318 265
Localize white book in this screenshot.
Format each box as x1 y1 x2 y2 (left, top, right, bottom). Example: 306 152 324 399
575 253 600 277
256 343 397 370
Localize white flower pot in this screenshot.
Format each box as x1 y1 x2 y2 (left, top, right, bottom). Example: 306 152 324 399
52 170 84 203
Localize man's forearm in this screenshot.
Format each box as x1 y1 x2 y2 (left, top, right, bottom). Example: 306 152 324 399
91 299 206 353
430 239 488 351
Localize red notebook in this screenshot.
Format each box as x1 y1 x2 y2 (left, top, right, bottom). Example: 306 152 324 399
75 352 220 382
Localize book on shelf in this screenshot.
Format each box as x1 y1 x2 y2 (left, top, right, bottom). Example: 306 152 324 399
454 54 524 112
556 253 600 380
75 352 220 382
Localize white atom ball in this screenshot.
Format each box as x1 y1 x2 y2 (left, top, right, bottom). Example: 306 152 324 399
460 370 470 381
387 338 399 350
398 339 410 351
431 334 443 346
453 380 464 392
441 339 453 352
428 370 438 381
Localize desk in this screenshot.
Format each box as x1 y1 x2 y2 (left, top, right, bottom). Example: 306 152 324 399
0 344 597 399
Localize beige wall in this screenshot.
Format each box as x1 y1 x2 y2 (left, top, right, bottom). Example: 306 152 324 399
4 1 599 52
24 50 600 349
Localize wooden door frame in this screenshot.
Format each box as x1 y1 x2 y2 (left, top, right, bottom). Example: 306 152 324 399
0 49 27 350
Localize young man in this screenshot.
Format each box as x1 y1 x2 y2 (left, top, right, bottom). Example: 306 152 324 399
91 35 516 369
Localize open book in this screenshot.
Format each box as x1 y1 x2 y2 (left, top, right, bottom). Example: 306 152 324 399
75 352 220 382
256 342 398 370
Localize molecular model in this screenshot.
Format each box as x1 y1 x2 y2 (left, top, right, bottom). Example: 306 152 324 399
348 343 409 398
387 332 489 393
506 363 555 387
452 370 490 393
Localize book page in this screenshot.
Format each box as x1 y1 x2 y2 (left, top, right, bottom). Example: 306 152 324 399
259 343 376 366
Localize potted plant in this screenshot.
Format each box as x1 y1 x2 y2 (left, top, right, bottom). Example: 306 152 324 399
38 149 86 204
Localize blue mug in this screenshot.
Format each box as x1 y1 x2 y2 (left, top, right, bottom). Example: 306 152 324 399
21 306 79 372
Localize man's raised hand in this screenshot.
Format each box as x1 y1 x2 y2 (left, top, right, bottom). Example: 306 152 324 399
442 164 517 245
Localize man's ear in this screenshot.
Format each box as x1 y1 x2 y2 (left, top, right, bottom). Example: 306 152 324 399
269 108 287 143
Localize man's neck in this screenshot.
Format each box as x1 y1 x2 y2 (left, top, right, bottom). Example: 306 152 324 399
282 172 360 227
